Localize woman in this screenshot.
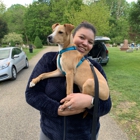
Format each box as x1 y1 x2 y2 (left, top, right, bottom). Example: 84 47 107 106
25 22 112 140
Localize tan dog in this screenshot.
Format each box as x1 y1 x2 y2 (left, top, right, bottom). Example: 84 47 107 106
30 23 109 103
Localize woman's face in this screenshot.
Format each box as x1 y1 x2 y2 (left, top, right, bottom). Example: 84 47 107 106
73 27 95 55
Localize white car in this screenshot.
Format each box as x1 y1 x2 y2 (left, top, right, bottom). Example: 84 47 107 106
0 47 29 81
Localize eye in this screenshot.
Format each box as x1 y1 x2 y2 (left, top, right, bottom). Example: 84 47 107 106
58 31 63 34
89 41 94 45
79 36 84 40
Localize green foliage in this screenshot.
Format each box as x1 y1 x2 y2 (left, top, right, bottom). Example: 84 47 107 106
24 0 83 44
34 36 43 48
0 0 6 15
24 2 51 44
0 18 8 41
129 0 140 42
1 0 140 45
67 0 110 36
10 40 15 46
2 32 23 44
106 0 129 19
105 0 130 44
59 0 83 23
109 17 129 44
2 4 27 34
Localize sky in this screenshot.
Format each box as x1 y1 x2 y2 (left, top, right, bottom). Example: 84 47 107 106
2 0 138 8
3 0 33 8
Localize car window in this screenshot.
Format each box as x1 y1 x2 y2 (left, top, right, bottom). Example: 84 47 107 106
0 49 10 59
12 48 22 57
12 49 17 57
15 48 22 54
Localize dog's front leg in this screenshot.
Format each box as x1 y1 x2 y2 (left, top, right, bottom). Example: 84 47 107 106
65 70 74 95
30 69 63 87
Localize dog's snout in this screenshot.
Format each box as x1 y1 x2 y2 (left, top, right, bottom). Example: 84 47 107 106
47 35 53 43
47 36 52 41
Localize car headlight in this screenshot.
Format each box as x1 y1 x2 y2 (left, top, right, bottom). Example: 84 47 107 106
0 62 10 70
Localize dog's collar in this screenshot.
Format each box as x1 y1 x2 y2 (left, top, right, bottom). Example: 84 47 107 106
59 46 77 55
58 46 86 75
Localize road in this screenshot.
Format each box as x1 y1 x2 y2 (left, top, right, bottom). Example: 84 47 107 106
0 46 129 140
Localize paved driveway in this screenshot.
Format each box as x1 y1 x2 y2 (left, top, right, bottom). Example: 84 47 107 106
0 46 128 140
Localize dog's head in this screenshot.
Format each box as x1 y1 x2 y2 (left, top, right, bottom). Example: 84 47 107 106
47 23 74 47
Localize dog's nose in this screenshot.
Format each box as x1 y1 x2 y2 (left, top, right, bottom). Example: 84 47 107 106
47 36 52 42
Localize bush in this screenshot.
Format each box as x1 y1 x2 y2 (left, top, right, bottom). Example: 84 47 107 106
2 32 23 44
10 40 15 46
34 36 43 48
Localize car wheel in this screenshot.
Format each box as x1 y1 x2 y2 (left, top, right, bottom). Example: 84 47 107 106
11 66 17 80
24 59 29 69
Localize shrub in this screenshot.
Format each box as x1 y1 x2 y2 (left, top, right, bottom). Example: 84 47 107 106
2 32 23 44
10 40 15 46
34 36 43 48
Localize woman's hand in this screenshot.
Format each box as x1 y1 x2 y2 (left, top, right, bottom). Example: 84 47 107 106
58 107 85 116
58 93 93 116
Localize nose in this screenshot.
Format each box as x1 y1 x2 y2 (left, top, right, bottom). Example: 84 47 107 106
82 39 88 46
47 35 52 43
47 35 52 41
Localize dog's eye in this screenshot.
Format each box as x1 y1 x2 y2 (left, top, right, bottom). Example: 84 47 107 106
58 31 63 34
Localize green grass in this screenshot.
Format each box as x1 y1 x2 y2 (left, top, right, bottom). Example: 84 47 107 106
102 47 140 140
23 47 45 60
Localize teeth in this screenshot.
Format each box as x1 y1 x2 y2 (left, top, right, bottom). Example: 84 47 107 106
81 48 85 51
79 47 85 53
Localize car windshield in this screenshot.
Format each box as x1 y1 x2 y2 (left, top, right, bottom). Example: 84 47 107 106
0 49 10 60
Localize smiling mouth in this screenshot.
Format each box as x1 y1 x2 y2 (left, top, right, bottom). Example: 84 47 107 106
77 47 86 53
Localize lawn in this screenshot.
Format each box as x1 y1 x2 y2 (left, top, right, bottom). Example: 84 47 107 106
23 47 45 60
102 47 140 140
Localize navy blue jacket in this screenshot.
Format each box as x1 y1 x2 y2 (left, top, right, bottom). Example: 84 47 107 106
25 52 111 140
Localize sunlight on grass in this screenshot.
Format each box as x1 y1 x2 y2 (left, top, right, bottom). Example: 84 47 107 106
103 47 140 140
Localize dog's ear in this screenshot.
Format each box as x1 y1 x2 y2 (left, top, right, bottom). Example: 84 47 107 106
52 23 59 30
64 24 74 34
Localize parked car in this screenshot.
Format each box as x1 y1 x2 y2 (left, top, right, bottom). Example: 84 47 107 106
0 47 29 81
88 36 110 65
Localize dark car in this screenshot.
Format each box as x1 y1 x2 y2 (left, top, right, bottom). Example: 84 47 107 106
88 36 110 65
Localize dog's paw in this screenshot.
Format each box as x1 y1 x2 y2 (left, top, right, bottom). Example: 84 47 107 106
29 82 35 87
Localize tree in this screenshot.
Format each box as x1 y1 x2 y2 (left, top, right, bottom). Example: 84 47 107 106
109 16 129 44
2 4 27 34
106 0 129 19
2 32 23 44
104 0 130 44
0 18 8 42
0 0 6 15
129 0 140 43
24 2 51 44
67 0 110 36
63 0 83 23
34 36 43 48
23 0 83 45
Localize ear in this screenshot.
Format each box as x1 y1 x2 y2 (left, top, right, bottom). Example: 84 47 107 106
52 23 60 30
64 24 74 34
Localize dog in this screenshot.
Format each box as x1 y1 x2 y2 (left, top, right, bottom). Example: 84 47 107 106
29 23 109 108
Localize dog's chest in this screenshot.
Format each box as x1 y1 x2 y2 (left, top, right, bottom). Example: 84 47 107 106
57 54 63 71
57 53 76 74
